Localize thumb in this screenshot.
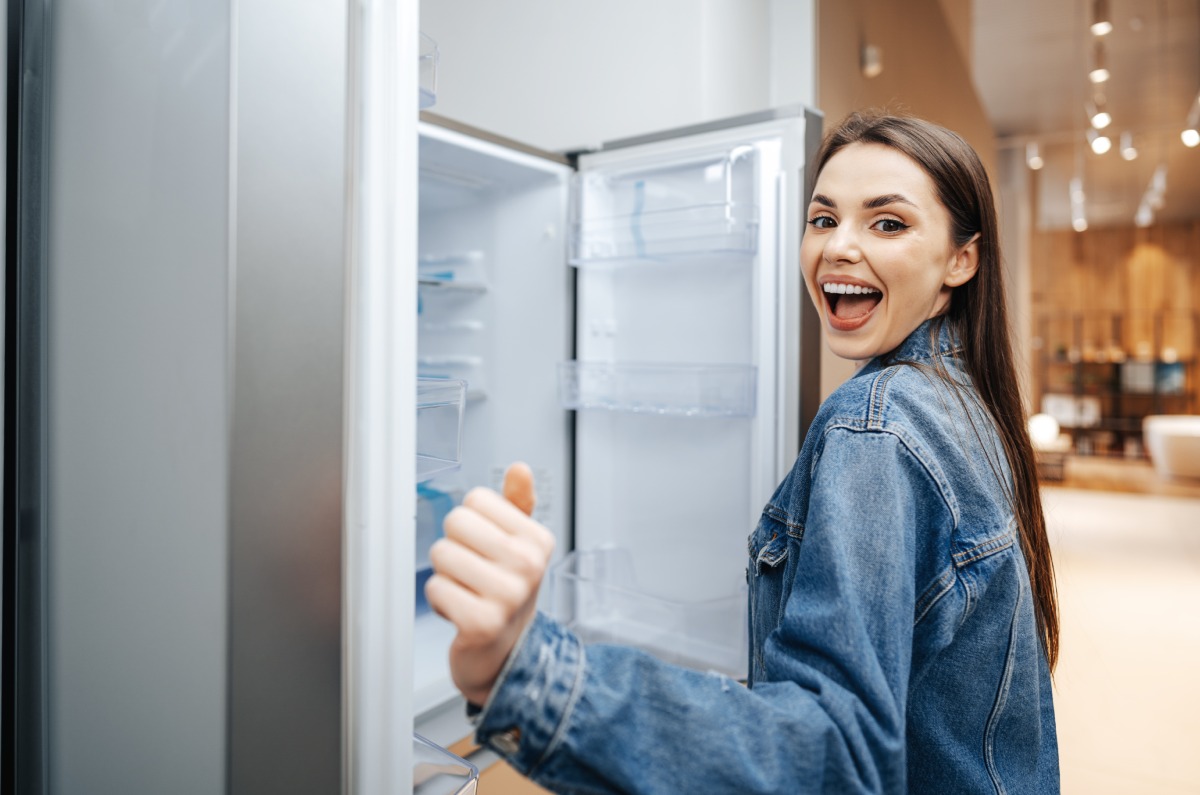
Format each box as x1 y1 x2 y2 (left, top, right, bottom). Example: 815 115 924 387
503 461 537 516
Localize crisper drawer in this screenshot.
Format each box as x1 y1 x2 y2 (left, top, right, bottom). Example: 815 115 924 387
551 548 746 679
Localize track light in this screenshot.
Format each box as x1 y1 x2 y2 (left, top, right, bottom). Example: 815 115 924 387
1026 142 1044 170
861 43 883 78
1091 0 1113 36
1087 129 1112 154
1120 131 1138 160
1089 40 1109 83
1183 95 1200 147
1089 101 1112 129
1070 176 1087 232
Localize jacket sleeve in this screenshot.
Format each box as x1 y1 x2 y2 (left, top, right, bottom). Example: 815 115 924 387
471 427 942 794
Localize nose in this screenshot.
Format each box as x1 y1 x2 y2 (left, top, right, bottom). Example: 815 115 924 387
822 224 862 265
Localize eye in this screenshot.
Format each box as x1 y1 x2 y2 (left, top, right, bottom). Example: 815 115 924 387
808 215 837 230
872 218 909 234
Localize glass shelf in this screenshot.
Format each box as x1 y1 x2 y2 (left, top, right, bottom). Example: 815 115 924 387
413 733 478 795
419 33 439 109
558 361 756 418
551 548 745 678
417 378 467 482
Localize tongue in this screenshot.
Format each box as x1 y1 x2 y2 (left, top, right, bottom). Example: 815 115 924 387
834 293 881 319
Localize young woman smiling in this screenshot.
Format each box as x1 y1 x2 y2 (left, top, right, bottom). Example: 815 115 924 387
425 112 1060 794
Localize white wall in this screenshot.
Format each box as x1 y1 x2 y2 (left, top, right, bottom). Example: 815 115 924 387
420 0 815 151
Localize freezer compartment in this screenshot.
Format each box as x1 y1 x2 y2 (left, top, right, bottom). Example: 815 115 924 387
419 32 439 109
413 733 478 795
551 549 746 678
571 146 759 265
558 361 756 417
417 378 468 482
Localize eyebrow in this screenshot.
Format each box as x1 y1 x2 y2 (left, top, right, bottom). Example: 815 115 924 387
809 193 918 210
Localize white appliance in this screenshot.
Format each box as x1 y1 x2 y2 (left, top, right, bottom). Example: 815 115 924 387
413 107 823 748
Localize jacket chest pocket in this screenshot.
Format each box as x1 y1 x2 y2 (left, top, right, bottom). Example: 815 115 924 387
746 513 796 678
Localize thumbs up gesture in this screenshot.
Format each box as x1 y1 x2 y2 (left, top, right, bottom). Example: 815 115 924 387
424 462 555 706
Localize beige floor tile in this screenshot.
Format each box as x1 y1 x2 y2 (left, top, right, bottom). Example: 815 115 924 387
1044 487 1200 794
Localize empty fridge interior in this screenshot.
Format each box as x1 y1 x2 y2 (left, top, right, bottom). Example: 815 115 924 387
413 121 572 716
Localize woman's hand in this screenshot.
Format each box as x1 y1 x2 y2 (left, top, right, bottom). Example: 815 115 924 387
424 462 554 706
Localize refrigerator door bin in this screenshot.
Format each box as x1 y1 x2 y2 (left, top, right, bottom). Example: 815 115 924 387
558 361 756 417
571 203 759 264
571 146 760 265
416 377 468 482
413 733 479 795
551 548 746 678
419 32 439 109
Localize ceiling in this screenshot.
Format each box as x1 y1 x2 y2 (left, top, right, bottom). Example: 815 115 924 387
972 0 1200 230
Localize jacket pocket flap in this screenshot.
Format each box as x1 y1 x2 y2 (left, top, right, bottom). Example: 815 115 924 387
747 516 789 571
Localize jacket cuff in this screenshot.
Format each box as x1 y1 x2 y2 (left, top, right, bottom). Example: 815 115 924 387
469 611 586 775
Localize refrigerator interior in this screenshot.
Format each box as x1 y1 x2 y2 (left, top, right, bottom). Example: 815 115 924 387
560 123 795 679
414 120 573 719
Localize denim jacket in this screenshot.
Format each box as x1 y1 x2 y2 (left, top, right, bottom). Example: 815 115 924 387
471 319 1059 794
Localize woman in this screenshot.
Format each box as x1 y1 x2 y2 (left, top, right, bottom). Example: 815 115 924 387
425 112 1060 793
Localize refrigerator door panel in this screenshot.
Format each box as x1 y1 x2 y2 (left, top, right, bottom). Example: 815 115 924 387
414 121 573 722
563 111 815 679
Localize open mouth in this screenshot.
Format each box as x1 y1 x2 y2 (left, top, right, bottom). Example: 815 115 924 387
822 282 883 329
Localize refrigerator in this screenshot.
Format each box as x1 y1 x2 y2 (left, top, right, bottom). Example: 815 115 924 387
411 106 824 764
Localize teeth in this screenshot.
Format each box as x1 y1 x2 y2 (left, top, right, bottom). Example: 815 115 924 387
822 282 880 295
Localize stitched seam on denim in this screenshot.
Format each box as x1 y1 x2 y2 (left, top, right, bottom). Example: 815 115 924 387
529 639 588 776
954 529 1016 567
764 504 805 533
983 581 1022 795
913 565 957 627
868 367 901 428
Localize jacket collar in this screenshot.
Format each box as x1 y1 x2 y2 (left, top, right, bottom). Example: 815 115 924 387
855 317 962 379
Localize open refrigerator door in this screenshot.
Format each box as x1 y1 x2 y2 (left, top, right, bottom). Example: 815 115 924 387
555 110 815 680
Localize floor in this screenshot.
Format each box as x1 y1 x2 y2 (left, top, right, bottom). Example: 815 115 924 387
1045 481 1200 793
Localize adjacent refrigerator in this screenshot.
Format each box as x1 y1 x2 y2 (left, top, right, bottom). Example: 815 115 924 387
412 107 824 756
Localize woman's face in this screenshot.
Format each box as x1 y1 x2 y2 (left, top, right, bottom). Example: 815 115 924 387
800 142 978 362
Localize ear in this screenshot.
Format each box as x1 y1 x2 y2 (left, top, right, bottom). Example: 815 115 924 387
943 233 981 288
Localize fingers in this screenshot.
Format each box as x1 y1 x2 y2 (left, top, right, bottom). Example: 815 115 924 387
461 487 554 557
503 462 537 516
427 537 529 608
423 571 507 642
442 504 549 576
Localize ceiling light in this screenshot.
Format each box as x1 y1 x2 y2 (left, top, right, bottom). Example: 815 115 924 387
1088 129 1112 154
1184 94 1200 147
1026 142 1044 170
1072 217 1088 232
1120 131 1138 160
1091 0 1113 36
1135 202 1153 227
1089 40 1109 83
1069 176 1085 203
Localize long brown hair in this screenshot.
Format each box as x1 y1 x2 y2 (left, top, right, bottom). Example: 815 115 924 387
812 111 1059 670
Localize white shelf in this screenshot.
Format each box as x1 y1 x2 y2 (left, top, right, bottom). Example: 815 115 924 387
551 548 746 678
558 361 756 418
417 378 467 482
413 732 478 795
